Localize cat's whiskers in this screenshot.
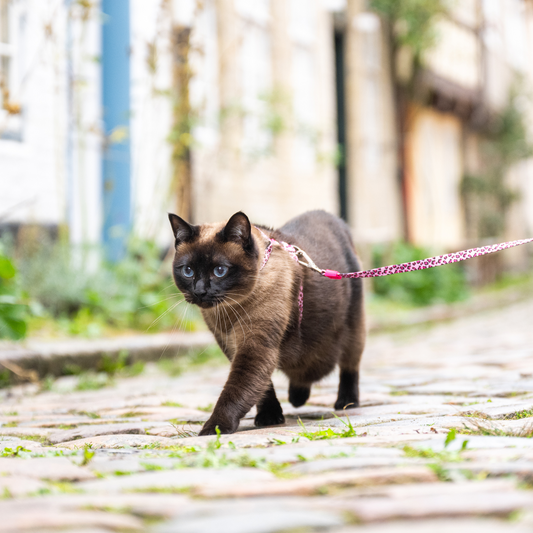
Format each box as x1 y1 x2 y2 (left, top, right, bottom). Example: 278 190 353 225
221 304 237 350
137 293 182 310
223 295 254 330
159 281 178 292
160 302 191 359
220 302 229 340
146 299 186 332
223 299 249 341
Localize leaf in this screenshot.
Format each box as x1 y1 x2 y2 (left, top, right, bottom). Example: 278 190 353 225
0 256 16 280
444 428 456 448
0 315 27 340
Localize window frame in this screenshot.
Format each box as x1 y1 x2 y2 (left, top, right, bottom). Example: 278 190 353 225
0 0 23 142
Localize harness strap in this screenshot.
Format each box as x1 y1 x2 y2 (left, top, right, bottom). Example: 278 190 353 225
257 228 304 327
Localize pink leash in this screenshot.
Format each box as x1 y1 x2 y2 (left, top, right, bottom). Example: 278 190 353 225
314 237 533 279
257 228 533 325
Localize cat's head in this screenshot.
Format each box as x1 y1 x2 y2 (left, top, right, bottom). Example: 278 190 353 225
168 212 260 308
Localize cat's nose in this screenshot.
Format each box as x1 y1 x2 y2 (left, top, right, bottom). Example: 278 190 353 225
194 280 207 297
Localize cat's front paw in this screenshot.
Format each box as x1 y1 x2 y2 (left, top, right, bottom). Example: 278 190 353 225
198 417 239 436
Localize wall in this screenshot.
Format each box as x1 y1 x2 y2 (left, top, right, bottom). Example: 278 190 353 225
345 0 402 245
190 0 339 229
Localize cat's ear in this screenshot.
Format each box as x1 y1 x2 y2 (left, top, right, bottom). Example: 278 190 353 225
168 213 195 245
223 212 253 250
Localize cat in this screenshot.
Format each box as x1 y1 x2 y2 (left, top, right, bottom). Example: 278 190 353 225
168 210 365 435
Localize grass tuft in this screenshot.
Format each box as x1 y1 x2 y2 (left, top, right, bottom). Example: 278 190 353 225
297 414 357 441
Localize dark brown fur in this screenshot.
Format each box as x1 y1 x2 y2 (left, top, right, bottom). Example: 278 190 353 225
168 210 365 435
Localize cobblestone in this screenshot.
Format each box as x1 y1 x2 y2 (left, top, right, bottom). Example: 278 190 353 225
1 299 533 531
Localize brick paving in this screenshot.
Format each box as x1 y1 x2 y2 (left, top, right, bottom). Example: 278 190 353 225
1 299 533 532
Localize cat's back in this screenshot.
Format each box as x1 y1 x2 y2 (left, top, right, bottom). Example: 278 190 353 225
277 210 358 272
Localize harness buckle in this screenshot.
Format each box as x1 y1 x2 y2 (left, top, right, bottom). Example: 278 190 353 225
292 246 323 274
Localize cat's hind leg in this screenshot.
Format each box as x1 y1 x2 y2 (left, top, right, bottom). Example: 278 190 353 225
335 300 365 411
335 369 360 410
288 383 311 407
255 381 285 427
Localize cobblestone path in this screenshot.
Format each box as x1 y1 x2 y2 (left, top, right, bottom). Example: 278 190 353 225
1 299 533 532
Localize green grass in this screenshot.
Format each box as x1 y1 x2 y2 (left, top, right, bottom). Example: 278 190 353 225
137 429 297 477
157 345 226 377
140 463 165 471
504 409 533 420
129 486 192 494
389 389 409 396
0 370 12 389
161 401 184 408
75 411 100 419
297 415 357 441
463 410 490 419
75 372 113 391
401 429 470 481
1 446 31 458
6 434 52 446
79 446 95 467
459 425 533 439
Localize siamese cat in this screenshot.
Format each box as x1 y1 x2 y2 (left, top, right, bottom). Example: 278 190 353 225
169 210 365 435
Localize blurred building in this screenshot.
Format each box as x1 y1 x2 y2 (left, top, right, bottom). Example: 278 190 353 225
1 0 532 270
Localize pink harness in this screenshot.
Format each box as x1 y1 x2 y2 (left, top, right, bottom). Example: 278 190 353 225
257 229 304 327
257 227 533 326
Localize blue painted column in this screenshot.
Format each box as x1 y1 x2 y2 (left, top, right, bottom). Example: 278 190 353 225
101 0 131 262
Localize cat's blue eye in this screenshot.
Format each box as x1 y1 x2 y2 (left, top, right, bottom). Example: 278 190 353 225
214 265 228 278
182 266 194 278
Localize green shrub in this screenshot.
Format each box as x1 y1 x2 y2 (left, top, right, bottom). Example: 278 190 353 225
12 236 198 335
372 242 469 306
0 244 28 340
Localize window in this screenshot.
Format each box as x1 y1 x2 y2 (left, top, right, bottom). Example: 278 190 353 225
0 0 22 141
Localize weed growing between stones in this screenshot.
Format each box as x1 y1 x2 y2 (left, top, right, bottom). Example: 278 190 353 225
459 420 533 439
3 448 70 459
169 422 199 438
157 345 226 377
505 410 533 420
463 411 490 419
74 411 101 419
121 412 143 418
79 445 95 466
403 429 469 482
389 389 409 396
9 434 52 446
0 370 11 389
297 415 357 441
140 462 165 471
137 430 298 477
161 401 184 407
44 481 82 495
0 445 31 457
75 372 113 391
130 486 193 495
